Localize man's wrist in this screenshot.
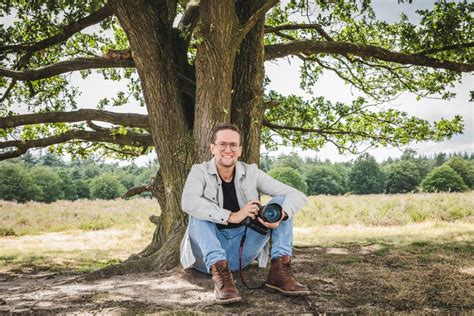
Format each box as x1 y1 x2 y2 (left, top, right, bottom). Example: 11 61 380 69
228 212 236 224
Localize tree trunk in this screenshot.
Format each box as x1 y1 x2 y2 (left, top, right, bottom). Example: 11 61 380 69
232 0 266 165
85 1 264 279
193 0 240 160
84 0 194 278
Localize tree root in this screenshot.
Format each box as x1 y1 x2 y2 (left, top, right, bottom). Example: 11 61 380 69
80 222 186 281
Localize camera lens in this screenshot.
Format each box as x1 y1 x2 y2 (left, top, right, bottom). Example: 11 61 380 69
261 203 282 223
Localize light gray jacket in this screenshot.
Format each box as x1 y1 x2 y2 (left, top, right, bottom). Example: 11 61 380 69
180 157 307 269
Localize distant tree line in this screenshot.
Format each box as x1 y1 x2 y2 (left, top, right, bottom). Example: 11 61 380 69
0 152 158 203
263 150 474 196
0 150 472 203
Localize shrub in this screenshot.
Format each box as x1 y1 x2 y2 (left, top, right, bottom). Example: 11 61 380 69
384 160 421 193
268 167 307 194
90 173 127 200
31 166 65 203
0 163 41 202
306 165 345 195
75 179 91 199
58 170 78 201
444 157 474 188
348 153 385 194
272 153 305 172
421 165 468 192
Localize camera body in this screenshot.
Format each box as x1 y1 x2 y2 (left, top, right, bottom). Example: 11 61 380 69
246 202 283 235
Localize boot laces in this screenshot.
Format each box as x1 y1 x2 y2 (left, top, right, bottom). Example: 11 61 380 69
216 265 233 287
281 262 296 280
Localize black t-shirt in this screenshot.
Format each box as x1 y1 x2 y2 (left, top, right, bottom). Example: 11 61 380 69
216 173 242 229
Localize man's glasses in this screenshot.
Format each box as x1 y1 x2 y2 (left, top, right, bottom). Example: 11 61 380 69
213 142 241 152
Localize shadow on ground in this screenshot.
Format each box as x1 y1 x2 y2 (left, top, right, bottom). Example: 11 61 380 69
1 242 473 314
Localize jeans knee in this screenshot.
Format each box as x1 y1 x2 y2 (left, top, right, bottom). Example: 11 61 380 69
268 195 285 206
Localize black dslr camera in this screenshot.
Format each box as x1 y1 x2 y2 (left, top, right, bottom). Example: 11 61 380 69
245 202 283 235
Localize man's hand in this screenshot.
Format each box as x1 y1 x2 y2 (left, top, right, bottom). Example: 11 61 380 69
257 210 287 229
228 199 260 224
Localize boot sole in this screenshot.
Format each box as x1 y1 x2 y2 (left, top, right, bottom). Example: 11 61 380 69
215 296 242 304
265 283 310 296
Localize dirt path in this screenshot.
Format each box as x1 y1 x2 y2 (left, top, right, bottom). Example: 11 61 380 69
1 245 473 314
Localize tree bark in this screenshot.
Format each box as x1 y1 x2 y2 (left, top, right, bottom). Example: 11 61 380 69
232 0 266 165
104 0 194 274
193 0 240 161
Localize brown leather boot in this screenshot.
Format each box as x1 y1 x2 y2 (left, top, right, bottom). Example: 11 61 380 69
265 255 310 296
210 260 241 304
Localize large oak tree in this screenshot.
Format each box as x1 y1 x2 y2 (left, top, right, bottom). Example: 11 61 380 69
0 0 472 277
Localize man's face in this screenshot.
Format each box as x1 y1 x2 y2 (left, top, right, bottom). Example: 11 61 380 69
210 129 242 168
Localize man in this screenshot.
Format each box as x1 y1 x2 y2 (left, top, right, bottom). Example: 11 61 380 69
180 123 309 304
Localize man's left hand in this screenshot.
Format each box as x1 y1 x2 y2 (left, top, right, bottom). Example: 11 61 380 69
257 210 286 229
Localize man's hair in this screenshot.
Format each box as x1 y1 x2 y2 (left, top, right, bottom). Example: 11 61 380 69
210 123 242 144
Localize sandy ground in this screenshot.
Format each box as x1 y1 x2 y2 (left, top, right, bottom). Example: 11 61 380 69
1 244 473 314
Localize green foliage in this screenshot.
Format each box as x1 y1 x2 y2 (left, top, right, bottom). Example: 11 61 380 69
74 179 90 199
268 166 307 194
306 165 345 195
259 155 273 172
57 170 78 201
114 169 138 189
0 162 41 203
383 160 421 193
272 153 305 172
434 152 448 167
90 173 126 200
348 153 384 194
421 165 468 192
0 1 470 161
30 166 65 203
262 92 463 153
444 156 474 188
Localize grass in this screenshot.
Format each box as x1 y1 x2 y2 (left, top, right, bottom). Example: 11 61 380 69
0 191 473 273
0 198 158 236
294 192 473 227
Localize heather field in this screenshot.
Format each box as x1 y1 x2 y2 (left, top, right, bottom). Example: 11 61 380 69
0 192 473 313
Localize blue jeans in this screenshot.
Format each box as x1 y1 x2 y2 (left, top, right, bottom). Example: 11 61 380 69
188 196 293 273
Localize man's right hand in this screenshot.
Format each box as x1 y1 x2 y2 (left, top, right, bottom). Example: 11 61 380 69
228 199 260 224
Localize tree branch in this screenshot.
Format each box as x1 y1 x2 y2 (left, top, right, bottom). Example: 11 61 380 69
262 119 372 137
262 119 404 148
265 40 474 72
274 31 297 41
178 1 200 44
0 56 196 97
86 120 110 132
0 109 149 129
236 0 279 43
0 79 17 103
0 129 153 160
415 42 474 56
0 57 134 81
123 184 153 198
0 2 113 54
265 23 333 41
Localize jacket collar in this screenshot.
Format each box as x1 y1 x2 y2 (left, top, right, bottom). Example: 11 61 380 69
207 157 246 181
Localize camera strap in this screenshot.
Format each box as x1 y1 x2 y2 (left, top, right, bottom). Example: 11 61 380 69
238 225 273 290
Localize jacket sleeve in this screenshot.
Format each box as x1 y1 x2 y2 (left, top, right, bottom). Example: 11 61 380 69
255 168 308 219
181 165 231 225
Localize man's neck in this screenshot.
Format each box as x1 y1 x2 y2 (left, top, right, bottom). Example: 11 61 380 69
217 165 235 182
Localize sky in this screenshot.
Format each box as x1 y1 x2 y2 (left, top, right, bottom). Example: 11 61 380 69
4 1 473 165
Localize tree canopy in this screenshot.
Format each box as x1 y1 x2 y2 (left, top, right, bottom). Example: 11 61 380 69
348 153 385 194
1 0 472 161
421 164 468 192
